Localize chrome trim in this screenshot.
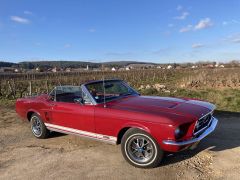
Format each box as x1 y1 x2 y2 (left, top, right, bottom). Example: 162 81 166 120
81 85 97 105
199 109 215 120
82 80 140 105
48 85 95 105
194 116 213 136
163 117 218 146
193 109 215 135
45 123 117 144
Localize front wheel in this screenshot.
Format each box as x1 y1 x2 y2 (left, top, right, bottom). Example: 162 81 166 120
121 128 163 168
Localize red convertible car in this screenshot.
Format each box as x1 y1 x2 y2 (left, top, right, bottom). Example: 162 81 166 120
16 79 218 168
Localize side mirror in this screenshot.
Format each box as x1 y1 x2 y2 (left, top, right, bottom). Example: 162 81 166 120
47 95 54 101
74 97 84 105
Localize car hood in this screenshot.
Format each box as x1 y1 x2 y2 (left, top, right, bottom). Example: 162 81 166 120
107 95 215 120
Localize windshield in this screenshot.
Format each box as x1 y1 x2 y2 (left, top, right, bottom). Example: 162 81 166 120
85 80 138 103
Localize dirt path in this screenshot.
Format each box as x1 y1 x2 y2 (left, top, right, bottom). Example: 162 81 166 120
0 107 239 180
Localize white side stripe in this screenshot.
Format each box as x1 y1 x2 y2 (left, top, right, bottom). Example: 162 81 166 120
44 123 117 143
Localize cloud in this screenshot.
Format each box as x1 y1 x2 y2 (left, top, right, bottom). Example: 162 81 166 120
228 33 240 43
222 21 228 26
89 28 96 32
10 16 30 24
163 30 171 36
174 12 189 20
64 43 71 48
176 5 183 11
179 25 192 33
192 43 204 48
222 33 240 44
152 47 176 57
232 19 240 24
179 18 213 33
168 23 174 27
24 11 33 15
105 51 134 56
222 19 240 26
232 38 240 43
194 18 213 30
34 42 42 46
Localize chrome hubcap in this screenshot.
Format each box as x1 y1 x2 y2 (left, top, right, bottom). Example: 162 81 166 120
127 135 154 163
31 116 42 136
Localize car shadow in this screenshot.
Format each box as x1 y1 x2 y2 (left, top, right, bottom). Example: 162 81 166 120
160 110 240 166
48 131 67 139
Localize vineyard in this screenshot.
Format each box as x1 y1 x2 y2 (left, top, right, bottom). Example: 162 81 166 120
1 67 240 111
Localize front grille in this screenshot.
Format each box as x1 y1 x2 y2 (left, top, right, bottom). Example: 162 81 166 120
194 113 212 135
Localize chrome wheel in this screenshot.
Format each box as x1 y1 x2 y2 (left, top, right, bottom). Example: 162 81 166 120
31 116 42 137
126 135 154 164
121 129 163 168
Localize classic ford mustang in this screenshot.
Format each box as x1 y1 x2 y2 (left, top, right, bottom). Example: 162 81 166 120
16 79 218 168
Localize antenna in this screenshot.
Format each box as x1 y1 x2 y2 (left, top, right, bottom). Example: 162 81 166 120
54 87 57 101
103 76 106 108
101 62 106 108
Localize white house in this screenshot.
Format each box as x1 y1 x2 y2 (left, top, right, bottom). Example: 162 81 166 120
14 68 19 73
85 65 89 71
167 65 172 69
65 68 71 72
52 67 57 73
111 67 116 71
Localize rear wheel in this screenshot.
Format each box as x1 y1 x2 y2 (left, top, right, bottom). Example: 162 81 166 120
121 128 163 168
30 113 49 139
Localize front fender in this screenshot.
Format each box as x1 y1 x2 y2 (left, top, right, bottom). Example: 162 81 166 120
117 121 177 150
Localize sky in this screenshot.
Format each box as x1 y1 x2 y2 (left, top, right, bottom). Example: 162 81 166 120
0 0 240 63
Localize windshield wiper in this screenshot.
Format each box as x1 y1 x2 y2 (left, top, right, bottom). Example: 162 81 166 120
120 92 133 97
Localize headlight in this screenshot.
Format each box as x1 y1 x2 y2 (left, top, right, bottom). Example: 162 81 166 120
175 127 181 136
174 123 191 139
174 126 184 139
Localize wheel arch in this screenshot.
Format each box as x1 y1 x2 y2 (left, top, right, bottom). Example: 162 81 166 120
116 124 151 144
26 110 41 122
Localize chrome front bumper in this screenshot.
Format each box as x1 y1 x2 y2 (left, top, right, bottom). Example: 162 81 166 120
163 117 218 146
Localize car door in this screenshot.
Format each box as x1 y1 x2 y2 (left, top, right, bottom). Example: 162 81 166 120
46 86 95 136
50 102 95 132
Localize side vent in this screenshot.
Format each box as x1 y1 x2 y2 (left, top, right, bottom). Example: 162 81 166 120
44 112 50 121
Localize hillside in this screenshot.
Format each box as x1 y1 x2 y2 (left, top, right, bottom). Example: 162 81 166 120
0 61 17 68
0 60 155 69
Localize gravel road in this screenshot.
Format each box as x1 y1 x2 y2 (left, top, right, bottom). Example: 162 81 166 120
0 107 239 180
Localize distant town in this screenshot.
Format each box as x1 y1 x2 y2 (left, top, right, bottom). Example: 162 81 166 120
0 60 239 74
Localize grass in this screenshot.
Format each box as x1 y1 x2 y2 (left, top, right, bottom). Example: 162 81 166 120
1 88 239 112
0 98 16 108
140 88 240 112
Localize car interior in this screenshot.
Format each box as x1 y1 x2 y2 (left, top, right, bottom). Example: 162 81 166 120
49 87 84 104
